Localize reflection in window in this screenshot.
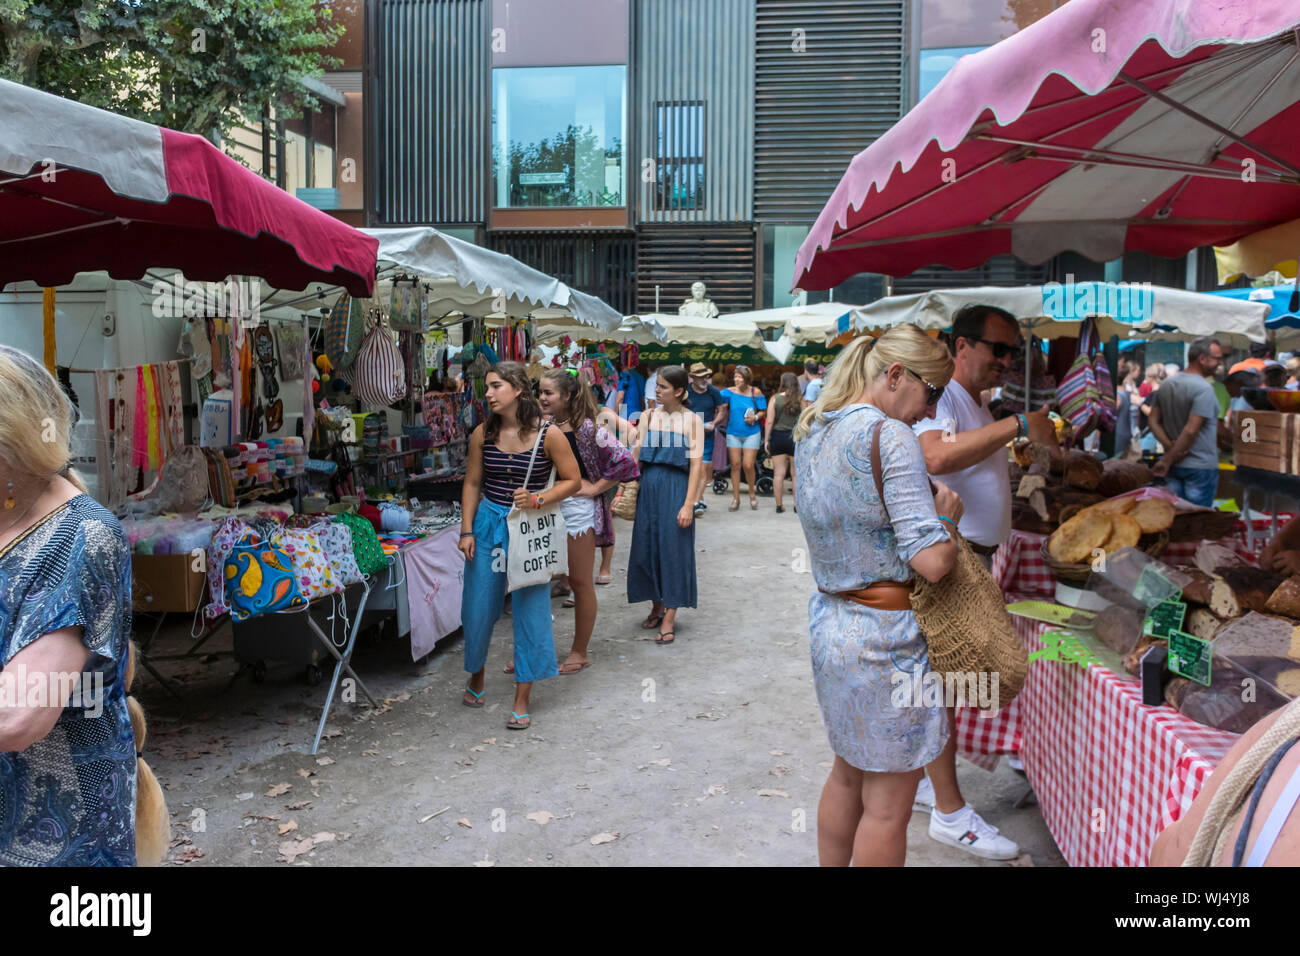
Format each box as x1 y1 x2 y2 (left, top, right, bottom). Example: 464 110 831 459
918 46 988 100
919 0 1065 48
654 100 705 212
492 66 626 208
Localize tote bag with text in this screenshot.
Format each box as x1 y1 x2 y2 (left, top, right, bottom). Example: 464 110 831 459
506 424 568 592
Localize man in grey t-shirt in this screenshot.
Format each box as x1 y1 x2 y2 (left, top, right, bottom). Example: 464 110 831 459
1149 337 1224 507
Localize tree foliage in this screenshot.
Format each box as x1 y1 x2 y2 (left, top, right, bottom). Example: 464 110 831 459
0 1 343 139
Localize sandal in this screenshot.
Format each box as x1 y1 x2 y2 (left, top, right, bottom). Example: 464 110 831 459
655 630 676 645
640 612 666 630
462 686 486 707
506 711 531 730
503 660 515 675
750 498 758 510
595 572 612 586
729 500 740 512
558 657 590 675
562 594 576 608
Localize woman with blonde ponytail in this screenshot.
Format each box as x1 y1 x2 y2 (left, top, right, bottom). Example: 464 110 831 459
793 325 964 867
0 346 148 865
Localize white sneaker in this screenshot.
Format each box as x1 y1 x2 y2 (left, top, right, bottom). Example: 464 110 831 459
1007 754 1024 772
928 805 1020 860
913 776 935 813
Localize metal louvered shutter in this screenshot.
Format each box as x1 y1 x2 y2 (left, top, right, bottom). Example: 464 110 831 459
636 225 756 314
891 255 1057 295
374 0 486 224
755 0 906 222
490 232 638 317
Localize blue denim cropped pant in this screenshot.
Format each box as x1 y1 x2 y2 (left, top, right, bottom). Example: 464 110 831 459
461 498 558 684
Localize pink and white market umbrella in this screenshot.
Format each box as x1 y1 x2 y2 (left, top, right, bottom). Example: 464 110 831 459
794 0 1300 290
0 78 377 296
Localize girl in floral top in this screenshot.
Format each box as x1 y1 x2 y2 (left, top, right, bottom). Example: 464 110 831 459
538 369 640 674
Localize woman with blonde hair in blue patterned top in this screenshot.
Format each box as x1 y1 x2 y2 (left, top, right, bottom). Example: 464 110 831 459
794 325 963 867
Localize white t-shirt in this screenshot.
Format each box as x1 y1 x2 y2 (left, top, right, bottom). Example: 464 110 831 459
913 380 1010 548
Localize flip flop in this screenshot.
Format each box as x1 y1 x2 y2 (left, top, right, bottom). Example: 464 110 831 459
728 501 740 511
595 573 612 586
640 612 666 630
562 595 576 608
655 630 676 645
462 686 486 707
558 658 590 675
503 660 515 675
506 711 531 730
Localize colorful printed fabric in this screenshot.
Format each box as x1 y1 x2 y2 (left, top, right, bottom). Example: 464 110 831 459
332 512 388 577
224 540 306 621
573 419 640 547
161 361 185 455
278 527 341 600
310 520 363 587
0 496 136 865
204 516 254 620
421 392 460 445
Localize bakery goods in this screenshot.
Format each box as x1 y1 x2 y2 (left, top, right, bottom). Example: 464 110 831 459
1265 576 1300 620
1100 513 1142 553
1048 511 1113 564
1131 498 1176 534
1087 495 1139 517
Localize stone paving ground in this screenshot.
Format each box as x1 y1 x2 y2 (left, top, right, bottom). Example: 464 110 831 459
139 495 1065 866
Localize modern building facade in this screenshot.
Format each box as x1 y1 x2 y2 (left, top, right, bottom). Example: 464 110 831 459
335 0 1227 315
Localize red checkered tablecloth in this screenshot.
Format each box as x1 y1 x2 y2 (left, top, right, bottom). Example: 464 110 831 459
957 606 1238 866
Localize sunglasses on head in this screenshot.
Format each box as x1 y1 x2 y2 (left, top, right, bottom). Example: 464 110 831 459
904 367 945 405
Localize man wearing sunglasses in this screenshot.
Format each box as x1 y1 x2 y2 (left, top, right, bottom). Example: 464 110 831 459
909 303 1057 861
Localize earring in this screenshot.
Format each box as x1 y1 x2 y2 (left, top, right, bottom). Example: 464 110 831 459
3 481 13 510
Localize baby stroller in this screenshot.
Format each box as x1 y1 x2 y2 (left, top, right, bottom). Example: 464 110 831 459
711 444 775 497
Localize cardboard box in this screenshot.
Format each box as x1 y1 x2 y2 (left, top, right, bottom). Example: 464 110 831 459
1233 410 1299 474
132 554 206 613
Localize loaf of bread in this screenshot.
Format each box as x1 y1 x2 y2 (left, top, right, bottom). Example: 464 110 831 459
1165 663 1288 734
1094 604 1145 655
1217 567 1286 615
1064 450 1103 490
1095 459 1153 497
1265 576 1300 621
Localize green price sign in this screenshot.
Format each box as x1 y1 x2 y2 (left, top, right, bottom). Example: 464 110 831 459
1167 629 1212 687
1143 599 1187 639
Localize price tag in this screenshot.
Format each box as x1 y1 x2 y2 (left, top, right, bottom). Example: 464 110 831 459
1133 563 1181 609
1167 629 1212 687
1143 598 1187 639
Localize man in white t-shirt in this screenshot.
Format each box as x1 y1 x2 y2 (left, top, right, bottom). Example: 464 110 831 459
910 303 1057 861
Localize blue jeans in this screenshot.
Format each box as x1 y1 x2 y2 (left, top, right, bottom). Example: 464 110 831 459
1164 466 1218 508
461 498 558 683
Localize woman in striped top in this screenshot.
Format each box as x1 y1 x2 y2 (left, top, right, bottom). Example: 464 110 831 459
458 362 582 730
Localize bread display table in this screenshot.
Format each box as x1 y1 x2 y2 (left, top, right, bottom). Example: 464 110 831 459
954 603 1238 865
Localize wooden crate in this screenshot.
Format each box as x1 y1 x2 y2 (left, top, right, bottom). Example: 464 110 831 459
1233 410 1299 473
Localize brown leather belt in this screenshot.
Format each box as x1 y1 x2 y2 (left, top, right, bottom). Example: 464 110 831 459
969 541 999 557
819 580 914 611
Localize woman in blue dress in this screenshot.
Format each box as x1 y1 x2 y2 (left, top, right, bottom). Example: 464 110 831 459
627 366 705 645
794 326 965 867
0 346 136 865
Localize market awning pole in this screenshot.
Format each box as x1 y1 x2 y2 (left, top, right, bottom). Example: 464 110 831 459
42 286 56 375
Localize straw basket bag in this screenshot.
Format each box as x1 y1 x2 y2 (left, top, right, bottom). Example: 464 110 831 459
870 421 1027 708
611 480 639 520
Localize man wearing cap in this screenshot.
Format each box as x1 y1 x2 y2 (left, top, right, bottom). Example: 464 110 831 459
687 363 727 517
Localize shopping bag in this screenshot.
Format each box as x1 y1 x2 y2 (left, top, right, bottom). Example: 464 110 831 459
1057 317 1102 443
505 424 568 592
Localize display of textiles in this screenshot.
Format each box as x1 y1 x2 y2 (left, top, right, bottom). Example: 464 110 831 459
273 321 307 381
421 393 462 446
389 282 424 332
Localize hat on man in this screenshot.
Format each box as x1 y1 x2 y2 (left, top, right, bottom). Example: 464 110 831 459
688 362 712 378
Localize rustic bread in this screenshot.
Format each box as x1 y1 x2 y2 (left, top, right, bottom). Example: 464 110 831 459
1265 575 1300 621
1131 498 1176 534
1048 510 1113 564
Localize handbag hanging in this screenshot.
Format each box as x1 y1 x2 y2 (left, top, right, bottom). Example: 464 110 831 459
505 423 569 593
870 421 1027 708
1056 317 1111 445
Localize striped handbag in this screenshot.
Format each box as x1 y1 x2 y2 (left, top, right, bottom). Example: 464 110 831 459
352 315 408 408
1056 317 1102 444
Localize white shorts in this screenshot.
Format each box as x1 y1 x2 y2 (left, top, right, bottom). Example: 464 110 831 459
559 494 596 538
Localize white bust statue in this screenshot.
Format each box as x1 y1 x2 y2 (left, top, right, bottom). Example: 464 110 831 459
679 280 719 318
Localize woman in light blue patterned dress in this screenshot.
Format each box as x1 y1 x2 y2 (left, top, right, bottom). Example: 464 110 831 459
794 326 964 867
0 346 136 865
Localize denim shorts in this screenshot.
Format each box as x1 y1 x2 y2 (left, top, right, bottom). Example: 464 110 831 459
726 432 762 451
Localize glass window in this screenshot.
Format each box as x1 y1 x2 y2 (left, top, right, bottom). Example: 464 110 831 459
654 101 705 212
763 224 888 309
919 0 1064 48
492 65 626 208
918 45 988 100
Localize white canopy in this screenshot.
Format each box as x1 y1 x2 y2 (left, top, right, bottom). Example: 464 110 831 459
260 226 622 332
722 302 856 345
845 284 1269 346
629 312 763 348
